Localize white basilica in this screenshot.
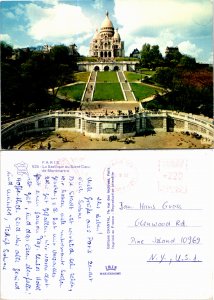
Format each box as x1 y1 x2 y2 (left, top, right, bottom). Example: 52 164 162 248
89 11 125 60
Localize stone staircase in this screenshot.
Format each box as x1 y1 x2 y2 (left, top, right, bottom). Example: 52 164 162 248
117 71 136 101
81 71 97 102
81 70 136 102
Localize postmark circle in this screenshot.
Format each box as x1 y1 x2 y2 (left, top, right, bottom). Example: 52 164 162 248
103 159 137 191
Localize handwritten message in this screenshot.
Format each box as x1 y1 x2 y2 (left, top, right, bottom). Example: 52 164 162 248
1 151 212 300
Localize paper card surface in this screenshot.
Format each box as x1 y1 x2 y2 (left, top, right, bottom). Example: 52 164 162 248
0 150 213 300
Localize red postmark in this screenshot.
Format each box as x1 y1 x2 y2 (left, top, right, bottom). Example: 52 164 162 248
103 159 137 192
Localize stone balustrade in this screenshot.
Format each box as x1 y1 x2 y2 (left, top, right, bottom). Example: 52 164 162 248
1 109 213 148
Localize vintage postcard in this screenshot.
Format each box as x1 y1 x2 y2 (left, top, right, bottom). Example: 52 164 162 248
0 1 213 300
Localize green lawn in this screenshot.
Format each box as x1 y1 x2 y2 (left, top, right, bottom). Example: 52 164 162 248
74 72 90 82
115 57 139 61
139 69 156 76
58 83 86 101
96 71 118 83
124 71 156 82
131 83 159 100
124 72 144 82
93 83 124 100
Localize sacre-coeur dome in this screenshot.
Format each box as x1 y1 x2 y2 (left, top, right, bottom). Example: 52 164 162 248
89 10 124 58
113 29 120 40
101 11 114 29
93 29 100 40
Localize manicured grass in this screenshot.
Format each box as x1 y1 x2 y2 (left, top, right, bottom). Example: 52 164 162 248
115 57 139 61
74 72 90 82
96 71 118 83
139 69 156 76
58 84 86 101
124 72 144 82
124 71 156 82
93 83 124 100
131 83 159 100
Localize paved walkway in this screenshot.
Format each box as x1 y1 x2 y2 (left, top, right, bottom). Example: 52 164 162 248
82 71 96 102
117 71 136 101
117 71 126 82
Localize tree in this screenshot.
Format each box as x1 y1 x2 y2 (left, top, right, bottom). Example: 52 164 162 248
149 45 163 69
1 62 23 115
20 52 53 110
50 45 70 64
0 41 13 61
153 67 175 88
2 43 78 117
179 55 196 69
140 43 163 69
47 63 73 97
14 47 32 63
165 47 182 66
140 44 151 68
151 65 213 117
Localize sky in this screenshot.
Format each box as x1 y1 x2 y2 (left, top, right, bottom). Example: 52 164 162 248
0 0 213 63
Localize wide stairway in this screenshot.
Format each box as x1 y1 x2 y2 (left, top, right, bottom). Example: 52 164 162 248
82 71 96 102
117 71 136 101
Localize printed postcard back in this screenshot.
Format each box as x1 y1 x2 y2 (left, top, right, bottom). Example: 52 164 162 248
1 150 213 300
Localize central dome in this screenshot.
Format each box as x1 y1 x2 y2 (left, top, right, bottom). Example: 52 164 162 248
101 11 114 29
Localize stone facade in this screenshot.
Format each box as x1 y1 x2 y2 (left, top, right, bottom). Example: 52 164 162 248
89 12 124 59
77 61 138 72
78 11 138 71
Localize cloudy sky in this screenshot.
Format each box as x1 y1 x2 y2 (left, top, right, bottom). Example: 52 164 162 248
0 0 213 63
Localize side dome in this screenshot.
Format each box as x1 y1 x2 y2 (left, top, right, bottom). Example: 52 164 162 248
113 29 120 41
93 29 100 40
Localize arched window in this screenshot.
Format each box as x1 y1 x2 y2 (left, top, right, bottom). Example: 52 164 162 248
104 66 109 71
94 66 100 71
